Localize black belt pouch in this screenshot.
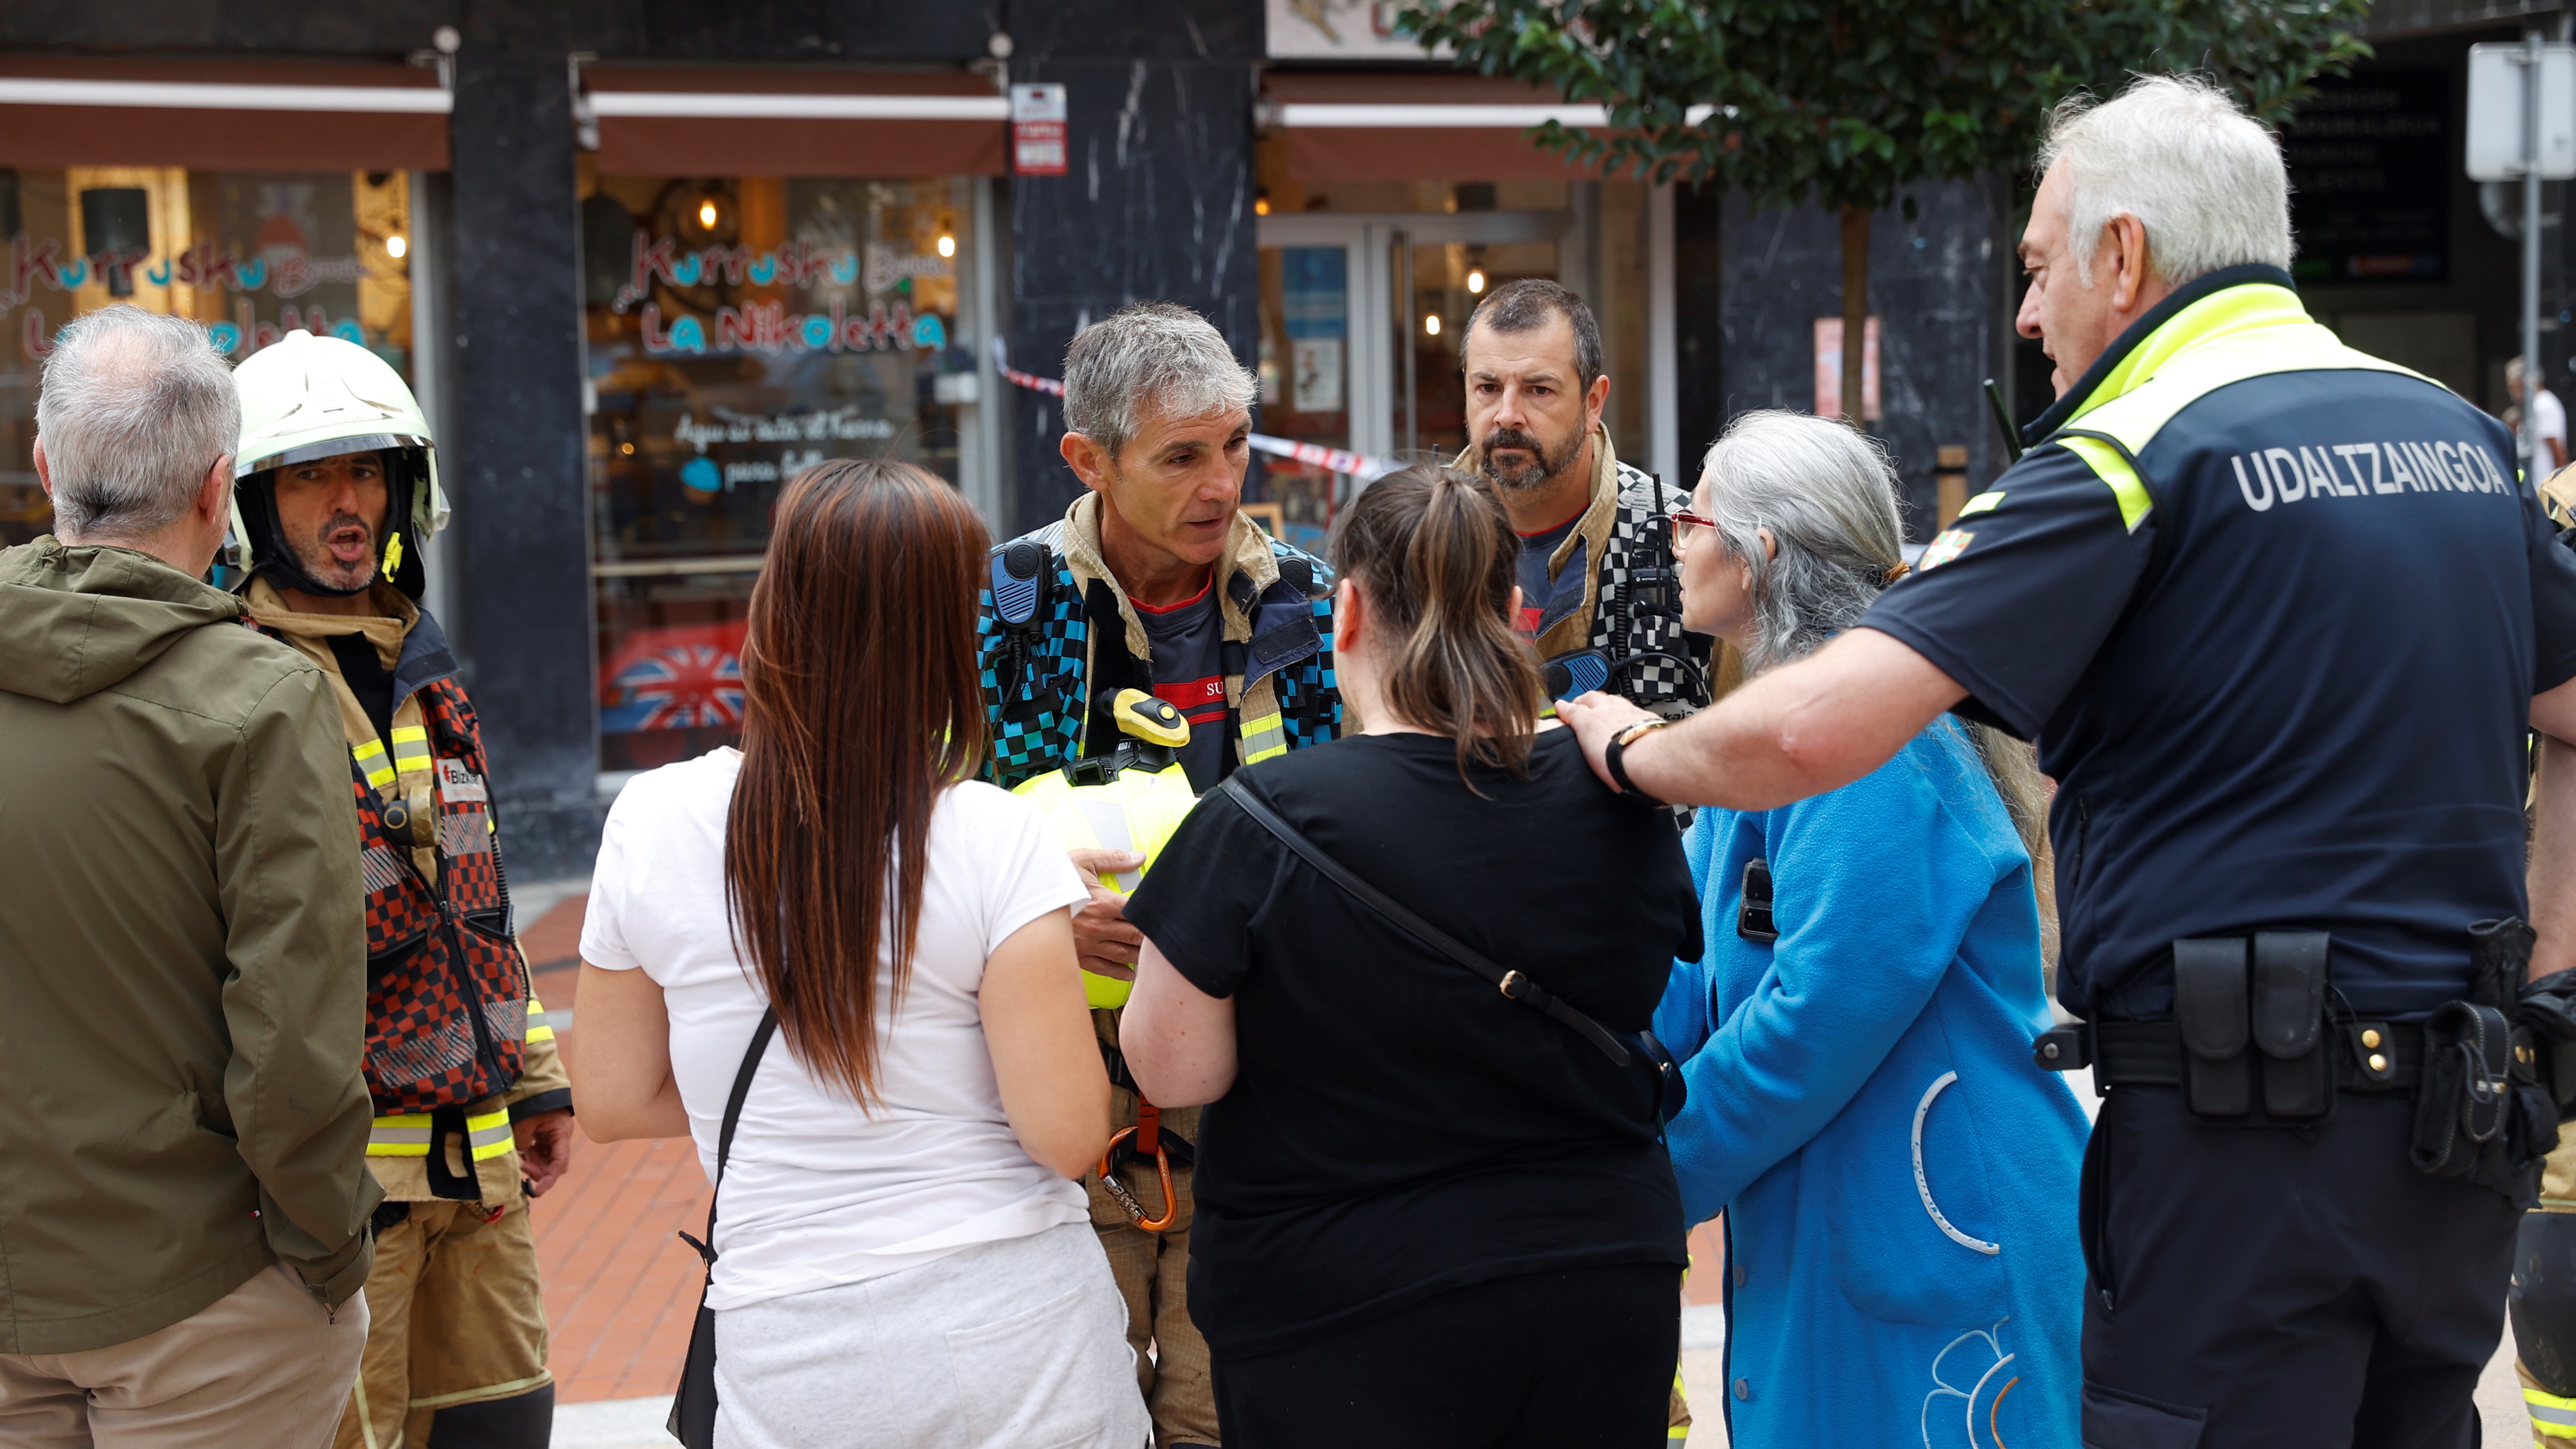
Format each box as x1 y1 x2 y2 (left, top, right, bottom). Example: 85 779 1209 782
2252 931 2333 1119
2174 937 2252 1118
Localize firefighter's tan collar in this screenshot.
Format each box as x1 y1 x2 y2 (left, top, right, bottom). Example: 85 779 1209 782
1059 493 1280 661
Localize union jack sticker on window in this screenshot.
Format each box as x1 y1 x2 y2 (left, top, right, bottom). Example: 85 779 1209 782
1919 528 1973 572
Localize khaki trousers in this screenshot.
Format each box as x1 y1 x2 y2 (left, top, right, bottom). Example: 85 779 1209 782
333 1197 550 1449
0 1264 367 1449
1092 1092 1217 1449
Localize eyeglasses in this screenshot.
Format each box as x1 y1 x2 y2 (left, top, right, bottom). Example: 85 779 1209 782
1671 508 1718 534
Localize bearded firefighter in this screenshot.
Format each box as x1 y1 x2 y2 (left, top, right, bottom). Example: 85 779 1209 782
232 331 572 1449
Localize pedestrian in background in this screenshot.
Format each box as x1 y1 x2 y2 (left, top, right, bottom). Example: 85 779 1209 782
2510 356 2569 475
0 304 379 1446
1121 464 1695 1449
1650 411 2085 1443
1568 75 2576 1445
570 459 1143 1449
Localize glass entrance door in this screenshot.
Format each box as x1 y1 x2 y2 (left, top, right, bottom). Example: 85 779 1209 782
1256 211 1567 550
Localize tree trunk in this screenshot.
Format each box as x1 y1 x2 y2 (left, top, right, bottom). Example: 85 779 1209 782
1839 206 1870 429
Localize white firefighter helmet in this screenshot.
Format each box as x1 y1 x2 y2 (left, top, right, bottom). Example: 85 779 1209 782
228 330 449 597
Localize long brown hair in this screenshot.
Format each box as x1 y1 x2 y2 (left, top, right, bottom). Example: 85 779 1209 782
724 459 990 1104
1330 463 1544 783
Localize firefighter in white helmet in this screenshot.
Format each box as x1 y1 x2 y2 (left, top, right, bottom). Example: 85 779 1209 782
231 330 571 1449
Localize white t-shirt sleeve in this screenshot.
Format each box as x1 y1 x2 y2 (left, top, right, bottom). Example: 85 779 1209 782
961 785 1090 958
579 786 642 972
2540 390 2568 448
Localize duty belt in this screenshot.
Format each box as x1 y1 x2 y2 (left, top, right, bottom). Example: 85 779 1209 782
2039 1018 2425 1094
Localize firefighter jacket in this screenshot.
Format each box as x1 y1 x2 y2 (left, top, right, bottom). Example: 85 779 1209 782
246 578 570 1205
0 539 378 1352
978 499 1340 792
1457 422 1720 712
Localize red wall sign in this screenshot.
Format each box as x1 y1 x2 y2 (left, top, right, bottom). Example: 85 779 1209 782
1011 83 1067 177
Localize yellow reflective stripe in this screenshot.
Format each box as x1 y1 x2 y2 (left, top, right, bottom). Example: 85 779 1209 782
525 997 554 1044
2061 436 2154 533
1956 490 2004 518
2531 1384 2576 1435
2059 285 2429 459
410 1373 552 1411
1239 709 1287 764
351 738 395 789
390 726 432 773
366 1108 512 1159
2071 283 2309 419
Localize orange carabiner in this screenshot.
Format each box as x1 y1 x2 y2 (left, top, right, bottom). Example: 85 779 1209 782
1096 1099 1180 1232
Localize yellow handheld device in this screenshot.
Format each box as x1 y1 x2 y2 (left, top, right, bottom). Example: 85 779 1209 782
1013 688 1200 1008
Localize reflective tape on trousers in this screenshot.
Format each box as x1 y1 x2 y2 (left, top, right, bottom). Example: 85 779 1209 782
2531 1384 2576 1437
367 1107 513 1159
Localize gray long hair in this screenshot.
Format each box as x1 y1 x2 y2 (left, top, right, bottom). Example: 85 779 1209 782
1702 411 2060 966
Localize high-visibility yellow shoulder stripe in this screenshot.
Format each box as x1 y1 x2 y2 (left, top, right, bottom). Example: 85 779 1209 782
525 997 554 1044
2068 303 2435 464
1956 490 2004 518
2060 436 2154 533
2070 283 2310 419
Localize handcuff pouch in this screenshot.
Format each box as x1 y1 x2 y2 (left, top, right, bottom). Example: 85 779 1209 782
2252 931 2332 1120
2174 936 2251 1119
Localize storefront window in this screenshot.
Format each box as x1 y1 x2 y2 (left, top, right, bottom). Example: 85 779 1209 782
0 165 414 546
1252 134 1659 543
581 172 980 771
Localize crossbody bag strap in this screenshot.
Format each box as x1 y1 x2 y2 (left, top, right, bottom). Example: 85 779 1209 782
682 1006 779 1266
1216 777 1632 1067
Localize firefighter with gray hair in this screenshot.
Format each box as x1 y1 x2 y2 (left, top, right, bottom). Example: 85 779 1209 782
1565 73 2576 1443
976 301 1340 1445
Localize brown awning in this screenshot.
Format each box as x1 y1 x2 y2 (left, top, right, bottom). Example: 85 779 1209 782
0 58 449 171
587 66 1007 177
1266 72 1709 183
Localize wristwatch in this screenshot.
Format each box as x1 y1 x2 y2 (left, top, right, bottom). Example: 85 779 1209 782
1604 718 1670 807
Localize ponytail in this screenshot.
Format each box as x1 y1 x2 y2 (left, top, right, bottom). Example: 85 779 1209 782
1330 464 1545 787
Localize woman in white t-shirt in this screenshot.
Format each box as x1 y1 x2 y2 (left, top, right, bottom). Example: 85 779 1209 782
570 459 1143 1449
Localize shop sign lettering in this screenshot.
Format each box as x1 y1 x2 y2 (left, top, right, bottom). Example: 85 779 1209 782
672 406 902 454
642 298 947 358
8 232 371 361
614 233 952 314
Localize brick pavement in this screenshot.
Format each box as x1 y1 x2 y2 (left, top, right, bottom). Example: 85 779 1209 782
518 892 712 1406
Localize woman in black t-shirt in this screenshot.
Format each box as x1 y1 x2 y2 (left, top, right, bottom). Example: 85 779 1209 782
1121 464 1698 1449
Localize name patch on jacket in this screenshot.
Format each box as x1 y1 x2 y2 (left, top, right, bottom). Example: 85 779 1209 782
436 758 488 802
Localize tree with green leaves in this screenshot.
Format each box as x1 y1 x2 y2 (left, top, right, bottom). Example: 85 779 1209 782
1396 0 2371 431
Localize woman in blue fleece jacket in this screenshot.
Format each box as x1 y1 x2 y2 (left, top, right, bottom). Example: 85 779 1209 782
1653 412 2088 1447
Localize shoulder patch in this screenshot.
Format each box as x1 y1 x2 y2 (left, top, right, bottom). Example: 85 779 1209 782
1919 529 1974 571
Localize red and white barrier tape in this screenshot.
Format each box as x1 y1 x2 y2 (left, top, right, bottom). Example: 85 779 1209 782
992 346 1398 481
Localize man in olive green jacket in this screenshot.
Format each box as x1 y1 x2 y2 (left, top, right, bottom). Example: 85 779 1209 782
0 306 378 1448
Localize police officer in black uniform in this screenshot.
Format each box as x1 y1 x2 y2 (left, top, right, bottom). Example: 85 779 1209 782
1566 75 2576 1446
